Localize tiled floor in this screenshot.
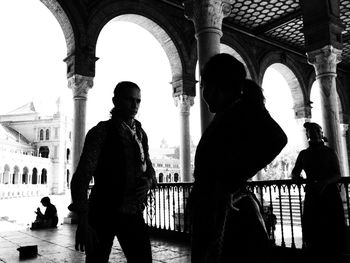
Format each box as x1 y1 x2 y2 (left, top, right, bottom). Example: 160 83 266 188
0 223 191 263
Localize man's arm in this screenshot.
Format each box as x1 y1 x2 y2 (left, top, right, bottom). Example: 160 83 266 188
70 124 106 216
142 129 157 188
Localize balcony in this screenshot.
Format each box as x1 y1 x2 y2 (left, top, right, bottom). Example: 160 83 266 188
0 179 349 262
142 178 350 259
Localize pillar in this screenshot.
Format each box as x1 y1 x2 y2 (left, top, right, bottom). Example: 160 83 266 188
64 74 92 224
184 0 233 132
175 95 194 182
68 74 93 173
347 127 350 173
340 124 349 177
294 105 312 149
307 45 345 176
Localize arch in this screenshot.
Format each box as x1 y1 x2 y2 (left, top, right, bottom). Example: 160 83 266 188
41 168 47 184
32 168 38 184
2 164 10 184
174 172 179 183
39 146 50 158
88 3 192 94
39 0 75 56
45 129 50 140
22 167 29 184
66 148 70 161
13 165 20 184
336 78 350 123
158 172 164 183
39 129 44 141
66 169 70 188
259 53 308 118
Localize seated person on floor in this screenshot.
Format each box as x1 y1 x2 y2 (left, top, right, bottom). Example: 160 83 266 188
30 196 58 230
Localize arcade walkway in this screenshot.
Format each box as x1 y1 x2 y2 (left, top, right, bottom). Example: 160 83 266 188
0 223 191 262
0 221 347 262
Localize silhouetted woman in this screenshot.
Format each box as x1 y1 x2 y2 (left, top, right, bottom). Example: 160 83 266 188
292 122 346 262
189 53 287 263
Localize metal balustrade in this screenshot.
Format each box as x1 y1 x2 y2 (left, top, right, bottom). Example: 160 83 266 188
142 178 350 249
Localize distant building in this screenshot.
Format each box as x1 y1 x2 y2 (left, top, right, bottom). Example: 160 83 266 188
0 99 72 198
0 101 196 199
150 145 195 183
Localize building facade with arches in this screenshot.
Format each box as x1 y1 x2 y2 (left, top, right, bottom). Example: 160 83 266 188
17 0 350 184
0 100 73 196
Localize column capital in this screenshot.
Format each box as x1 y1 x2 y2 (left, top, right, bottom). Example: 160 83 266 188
340 123 349 136
68 74 93 99
174 95 194 113
307 45 342 77
294 104 312 119
184 0 233 34
171 75 197 97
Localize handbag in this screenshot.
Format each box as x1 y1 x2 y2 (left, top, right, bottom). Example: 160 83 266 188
216 189 269 262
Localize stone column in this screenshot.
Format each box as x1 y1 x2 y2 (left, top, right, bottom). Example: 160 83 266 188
64 74 93 224
184 0 233 132
294 105 312 149
68 74 93 173
175 95 194 182
307 45 345 175
340 124 349 177
347 127 350 173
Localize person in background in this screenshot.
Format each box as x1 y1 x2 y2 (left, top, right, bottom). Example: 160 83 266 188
70 81 157 263
292 122 346 263
30 196 58 230
189 53 288 263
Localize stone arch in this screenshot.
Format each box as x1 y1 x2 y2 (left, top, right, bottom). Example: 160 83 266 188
260 52 309 119
39 0 75 56
13 165 20 184
22 167 29 184
3 164 10 184
174 172 179 182
66 169 70 188
87 2 192 95
45 129 50 140
158 172 164 183
41 168 47 184
66 148 70 161
39 146 50 158
39 129 44 141
336 78 349 123
32 168 38 184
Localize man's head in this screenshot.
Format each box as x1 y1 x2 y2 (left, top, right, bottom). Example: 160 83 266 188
41 196 50 207
112 81 141 120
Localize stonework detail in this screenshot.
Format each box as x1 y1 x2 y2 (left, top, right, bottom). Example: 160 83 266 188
184 0 233 31
174 95 195 113
294 104 312 119
307 45 342 77
68 75 94 99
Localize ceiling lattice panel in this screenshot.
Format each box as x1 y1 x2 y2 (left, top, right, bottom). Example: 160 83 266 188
227 0 300 29
175 0 350 69
340 0 350 36
264 17 304 50
341 42 350 64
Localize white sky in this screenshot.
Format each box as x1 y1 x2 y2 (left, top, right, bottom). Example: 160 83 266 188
1 0 323 151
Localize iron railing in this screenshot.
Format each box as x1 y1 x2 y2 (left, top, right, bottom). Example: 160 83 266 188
143 178 350 249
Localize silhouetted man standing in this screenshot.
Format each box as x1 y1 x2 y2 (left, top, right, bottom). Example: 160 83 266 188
70 81 157 263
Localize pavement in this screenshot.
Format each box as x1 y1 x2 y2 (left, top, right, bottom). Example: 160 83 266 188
0 223 191 263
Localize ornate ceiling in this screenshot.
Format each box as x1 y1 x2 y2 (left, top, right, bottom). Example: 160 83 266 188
169 0 350 71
